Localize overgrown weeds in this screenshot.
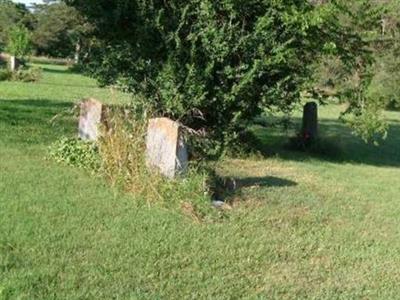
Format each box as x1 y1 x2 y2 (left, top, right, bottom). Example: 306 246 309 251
0 66 42 82
98 108 217 218
49 106 219 221
49 137 100 171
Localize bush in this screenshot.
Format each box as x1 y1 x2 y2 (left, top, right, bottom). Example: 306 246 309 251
0 68 12 81
11 67 42 82
67 0 371 154
6 25 31 57
49 137 101 171
98 108 213 212
49 108 218 221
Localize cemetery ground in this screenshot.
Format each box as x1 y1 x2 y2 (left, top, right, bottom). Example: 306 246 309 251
1 64 400 299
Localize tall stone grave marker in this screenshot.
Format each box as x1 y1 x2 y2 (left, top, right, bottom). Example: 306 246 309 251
79 98 103 141
146 118 188 178
302 102 318 141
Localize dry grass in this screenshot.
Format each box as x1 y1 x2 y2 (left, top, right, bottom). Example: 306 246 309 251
97 108 214 215
98 108 164 202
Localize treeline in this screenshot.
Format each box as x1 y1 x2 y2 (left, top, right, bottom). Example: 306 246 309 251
1 0 399 150
316 0 400 110
0 0 89 59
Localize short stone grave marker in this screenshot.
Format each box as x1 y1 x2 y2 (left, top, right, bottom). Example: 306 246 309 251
78 98 104 141
9 56 20 72
146 117 188 178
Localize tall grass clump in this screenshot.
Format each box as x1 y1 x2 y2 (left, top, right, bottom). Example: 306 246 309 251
97 107 216 219
49 103 218 220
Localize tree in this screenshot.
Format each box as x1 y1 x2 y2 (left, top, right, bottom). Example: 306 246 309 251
6 25 31 58
311 0 400 141
65 0 378 152
0 0 31 50
32 1 91 58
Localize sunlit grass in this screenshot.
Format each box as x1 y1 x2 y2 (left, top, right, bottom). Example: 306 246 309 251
1 64 400 299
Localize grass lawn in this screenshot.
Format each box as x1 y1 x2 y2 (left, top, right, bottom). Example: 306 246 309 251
1 64 400 299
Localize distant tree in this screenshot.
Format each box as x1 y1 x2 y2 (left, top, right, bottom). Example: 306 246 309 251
32 1 91 58
6 25 31 58
312 0 400 140
0 0 31 50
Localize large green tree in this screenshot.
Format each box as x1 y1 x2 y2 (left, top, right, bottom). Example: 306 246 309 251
0 0 32 50
65 0 378 151
32 1 90 58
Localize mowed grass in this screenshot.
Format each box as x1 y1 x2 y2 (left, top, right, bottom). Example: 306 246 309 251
1 64 400 299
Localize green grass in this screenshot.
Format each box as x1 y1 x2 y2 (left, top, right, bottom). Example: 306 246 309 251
1 64 400 299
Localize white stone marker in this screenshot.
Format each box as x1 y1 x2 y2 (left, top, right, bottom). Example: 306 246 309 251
78 98 103 141
9 56 19 72
146 118 188 178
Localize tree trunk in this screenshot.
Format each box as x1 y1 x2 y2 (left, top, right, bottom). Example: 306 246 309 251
74 41 81 64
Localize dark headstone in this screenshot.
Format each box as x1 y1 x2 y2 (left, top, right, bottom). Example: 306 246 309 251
302 102 318 141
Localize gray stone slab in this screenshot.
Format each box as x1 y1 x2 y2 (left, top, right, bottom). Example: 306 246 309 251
146 118 188 178
78 98 103 141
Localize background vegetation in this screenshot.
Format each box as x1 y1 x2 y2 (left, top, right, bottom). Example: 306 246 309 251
2 63 400 299
1 0 400 152
2 1 400 298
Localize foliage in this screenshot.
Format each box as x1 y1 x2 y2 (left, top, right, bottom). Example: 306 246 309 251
28 55 72 65
49 137 100 171
65 0 373 154
98 107 214 216
0 0 31 50
5 25 31 57
32 2 92 58
313 0 400 136
3 66 400 298
47 103 214 218
341 106 388 144
0 68 12 81
11 66 43 82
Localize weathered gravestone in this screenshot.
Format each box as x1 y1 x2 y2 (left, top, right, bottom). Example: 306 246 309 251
9 56 20 72
78 98 104 141
146 118 188 178
302 102 318 141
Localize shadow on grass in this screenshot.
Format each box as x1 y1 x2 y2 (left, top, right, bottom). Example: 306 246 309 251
0 99 76 146
41 67 75 75
251 117 400 168
235 176 297 188
214 175 297 202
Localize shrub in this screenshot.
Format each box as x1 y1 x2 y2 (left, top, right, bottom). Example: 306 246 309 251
0 68 12 81
11 67 42 82
49 107 217 220
98 108 213 213
6 25 31 57
66 0 373 154
49 137 101 171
